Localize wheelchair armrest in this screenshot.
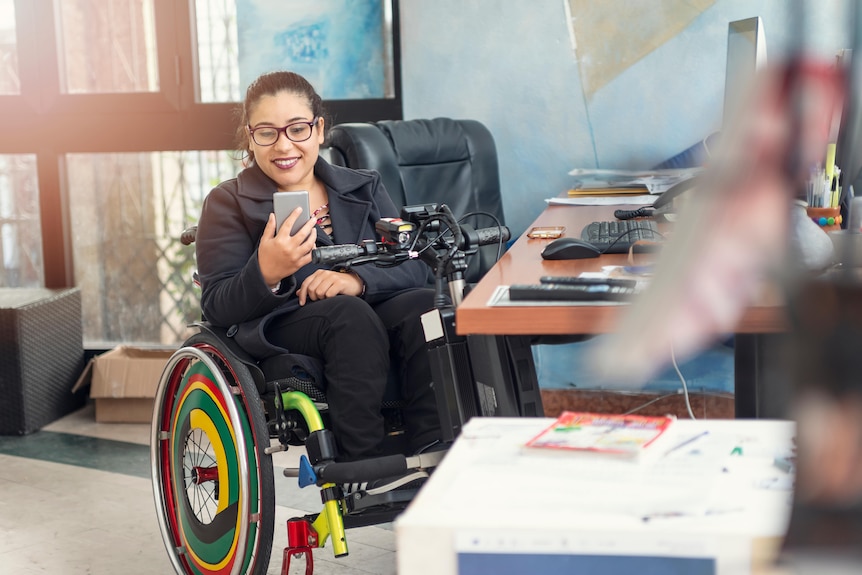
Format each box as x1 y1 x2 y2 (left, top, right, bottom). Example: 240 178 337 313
181 226 197 245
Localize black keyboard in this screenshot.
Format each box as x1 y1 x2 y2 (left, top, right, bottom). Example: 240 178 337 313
580 219 661 253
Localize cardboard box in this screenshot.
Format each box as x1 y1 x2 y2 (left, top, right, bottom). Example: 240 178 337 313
73 345 175 423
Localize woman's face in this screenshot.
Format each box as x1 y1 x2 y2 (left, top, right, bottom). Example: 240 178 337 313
247 90 324 192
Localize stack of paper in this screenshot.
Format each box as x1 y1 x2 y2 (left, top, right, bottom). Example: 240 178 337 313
568 167 702 195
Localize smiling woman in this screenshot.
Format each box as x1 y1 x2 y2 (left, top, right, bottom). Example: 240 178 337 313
240 74 326 195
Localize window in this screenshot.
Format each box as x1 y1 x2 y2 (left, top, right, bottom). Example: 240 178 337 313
194 0 239 103
67 151 241 345
56 0 159 94
0 154 41 286
0 0 18 95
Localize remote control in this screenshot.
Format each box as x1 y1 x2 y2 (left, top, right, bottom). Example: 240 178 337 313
508 282 636 302
539 276 638 289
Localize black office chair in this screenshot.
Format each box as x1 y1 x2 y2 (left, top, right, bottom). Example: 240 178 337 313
327 117 506 283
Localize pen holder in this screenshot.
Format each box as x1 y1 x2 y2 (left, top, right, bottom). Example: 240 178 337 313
806 206 842 233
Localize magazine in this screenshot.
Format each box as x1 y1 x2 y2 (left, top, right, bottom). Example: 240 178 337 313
524 411 675 456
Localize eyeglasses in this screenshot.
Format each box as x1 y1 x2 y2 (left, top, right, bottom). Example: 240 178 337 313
248 117 319 146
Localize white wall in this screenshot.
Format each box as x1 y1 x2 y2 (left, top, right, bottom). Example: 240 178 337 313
399 0 853 235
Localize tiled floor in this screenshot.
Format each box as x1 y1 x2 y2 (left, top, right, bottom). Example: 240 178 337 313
0 404 397 575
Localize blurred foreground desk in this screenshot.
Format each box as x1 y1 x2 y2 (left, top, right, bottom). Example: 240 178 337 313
457 203 791 418
396 417 794 575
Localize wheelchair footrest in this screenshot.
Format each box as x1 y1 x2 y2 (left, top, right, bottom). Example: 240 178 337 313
343 506 409 529
344 485 419 514
342 491 419 528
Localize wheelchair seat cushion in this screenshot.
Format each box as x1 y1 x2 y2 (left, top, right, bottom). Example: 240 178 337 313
259 353 326 402
259 351 407 409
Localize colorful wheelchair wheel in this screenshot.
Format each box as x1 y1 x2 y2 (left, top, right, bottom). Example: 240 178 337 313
151 334 275 575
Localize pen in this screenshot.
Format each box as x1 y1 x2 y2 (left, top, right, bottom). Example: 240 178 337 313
832 169 842 208
641 508 744 522
663 430 709 457
825 142 836 182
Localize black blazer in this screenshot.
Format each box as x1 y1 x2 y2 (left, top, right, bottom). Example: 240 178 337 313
196 157 429 358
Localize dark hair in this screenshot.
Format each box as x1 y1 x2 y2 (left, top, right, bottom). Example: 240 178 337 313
234 71 329 165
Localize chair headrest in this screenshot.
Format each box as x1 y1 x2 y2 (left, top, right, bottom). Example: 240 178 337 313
376 118 469 165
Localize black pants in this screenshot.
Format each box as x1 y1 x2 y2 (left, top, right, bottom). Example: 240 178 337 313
267 289 441 459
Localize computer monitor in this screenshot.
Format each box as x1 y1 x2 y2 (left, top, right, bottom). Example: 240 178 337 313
652 17 767 175
722 17 768 125
836 49 861 208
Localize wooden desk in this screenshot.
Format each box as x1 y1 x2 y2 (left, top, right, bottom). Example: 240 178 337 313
456 203 792 418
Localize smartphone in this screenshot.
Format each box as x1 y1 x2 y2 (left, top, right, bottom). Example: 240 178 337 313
527 226 565 239
273 190 310 236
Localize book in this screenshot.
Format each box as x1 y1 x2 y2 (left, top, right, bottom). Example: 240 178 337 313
567 186 649 197
524 411 675 456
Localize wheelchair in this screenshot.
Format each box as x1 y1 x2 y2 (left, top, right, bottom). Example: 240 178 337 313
150 204 510 575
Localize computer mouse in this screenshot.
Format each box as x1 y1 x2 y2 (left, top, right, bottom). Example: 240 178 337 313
541 237 602 260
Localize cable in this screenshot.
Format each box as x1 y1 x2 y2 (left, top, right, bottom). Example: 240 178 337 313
621 389 733 417
670 342 697 419
623 392 680 415
614 207 654 220
599 226 666 255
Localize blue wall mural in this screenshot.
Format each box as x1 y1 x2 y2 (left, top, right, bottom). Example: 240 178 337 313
237 0 388 99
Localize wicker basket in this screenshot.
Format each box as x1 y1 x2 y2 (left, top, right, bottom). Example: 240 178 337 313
0 288 85 435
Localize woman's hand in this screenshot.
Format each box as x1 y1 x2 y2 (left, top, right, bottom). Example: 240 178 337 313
297 269 364 305
258 209 317 288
